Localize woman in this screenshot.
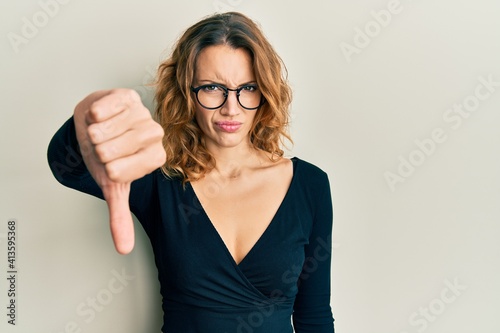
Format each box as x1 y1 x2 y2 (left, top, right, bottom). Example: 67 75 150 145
48 11 335 332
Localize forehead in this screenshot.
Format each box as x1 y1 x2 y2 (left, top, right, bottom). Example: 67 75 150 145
194 45 255 84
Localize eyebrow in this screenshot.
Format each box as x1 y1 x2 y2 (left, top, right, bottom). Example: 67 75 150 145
196 79 258 87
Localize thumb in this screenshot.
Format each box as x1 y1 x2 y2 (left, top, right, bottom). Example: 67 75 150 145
102 183 135 254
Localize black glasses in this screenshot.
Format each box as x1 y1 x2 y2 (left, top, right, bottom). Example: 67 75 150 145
190 84 264 110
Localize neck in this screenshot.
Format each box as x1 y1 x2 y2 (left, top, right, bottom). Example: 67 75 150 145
206 141 262 179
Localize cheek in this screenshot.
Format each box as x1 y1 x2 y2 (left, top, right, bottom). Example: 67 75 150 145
246 111 258 128
194 108 213 131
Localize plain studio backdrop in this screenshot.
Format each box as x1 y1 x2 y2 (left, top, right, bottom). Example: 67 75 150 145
1 0 499 332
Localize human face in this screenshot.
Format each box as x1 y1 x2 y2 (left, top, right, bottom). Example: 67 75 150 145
192 45 258 151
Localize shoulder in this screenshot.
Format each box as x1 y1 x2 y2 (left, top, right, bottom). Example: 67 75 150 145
289 157 333 223
130 168 184 199
289 156 332 202
291 156 330 184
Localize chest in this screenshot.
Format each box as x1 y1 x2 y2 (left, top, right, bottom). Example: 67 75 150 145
190 169 292 264
150 167 316 304
157 185 312 301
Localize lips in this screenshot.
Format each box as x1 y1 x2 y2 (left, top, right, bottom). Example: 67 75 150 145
215 121 242 133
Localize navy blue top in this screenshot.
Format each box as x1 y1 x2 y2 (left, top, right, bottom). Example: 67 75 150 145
47 117 335 333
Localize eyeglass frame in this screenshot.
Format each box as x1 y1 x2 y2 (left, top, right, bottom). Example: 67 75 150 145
190 83 265 110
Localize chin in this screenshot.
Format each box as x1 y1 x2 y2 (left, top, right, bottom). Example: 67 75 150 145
212 134 249 148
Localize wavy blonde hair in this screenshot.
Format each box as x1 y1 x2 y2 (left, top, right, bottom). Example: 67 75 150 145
154 12 292 182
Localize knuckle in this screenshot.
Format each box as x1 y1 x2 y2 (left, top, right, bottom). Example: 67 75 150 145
93 144 108 163
87 125 102 144
113 88 140 103
109 88 125 96
105 162 121 182
153 123 165 139
134 106 151 121
99 119 115 135
140 142 165 171
137 122 159 144
155 148 167 167
127 89 141 101
145 121 164 139
88 104 103 122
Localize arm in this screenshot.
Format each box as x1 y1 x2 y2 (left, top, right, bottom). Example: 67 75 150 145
47 89 165 254
47 116 102 198
292 173 335 332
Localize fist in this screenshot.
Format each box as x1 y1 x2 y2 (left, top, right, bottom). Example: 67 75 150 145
74 89 166 254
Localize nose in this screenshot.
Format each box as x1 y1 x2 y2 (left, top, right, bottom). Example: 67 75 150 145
219 90 240 116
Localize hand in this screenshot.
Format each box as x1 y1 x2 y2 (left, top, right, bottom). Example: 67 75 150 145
73 89 166 254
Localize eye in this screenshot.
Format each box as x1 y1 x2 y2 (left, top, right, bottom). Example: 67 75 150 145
201 84 222 92
241 85 257 92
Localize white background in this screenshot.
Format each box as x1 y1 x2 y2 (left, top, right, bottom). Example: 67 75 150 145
1 0 499 332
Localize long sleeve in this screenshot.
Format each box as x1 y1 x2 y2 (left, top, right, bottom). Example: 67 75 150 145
292 171 335 332
47 116 103 198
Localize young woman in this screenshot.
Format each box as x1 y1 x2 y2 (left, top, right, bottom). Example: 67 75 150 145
48 11 335 333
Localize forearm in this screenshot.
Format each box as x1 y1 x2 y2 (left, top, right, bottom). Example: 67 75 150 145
47 116 102 198
293 172 335 332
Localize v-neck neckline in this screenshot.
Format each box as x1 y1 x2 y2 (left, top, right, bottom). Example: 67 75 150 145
187 157 298 266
